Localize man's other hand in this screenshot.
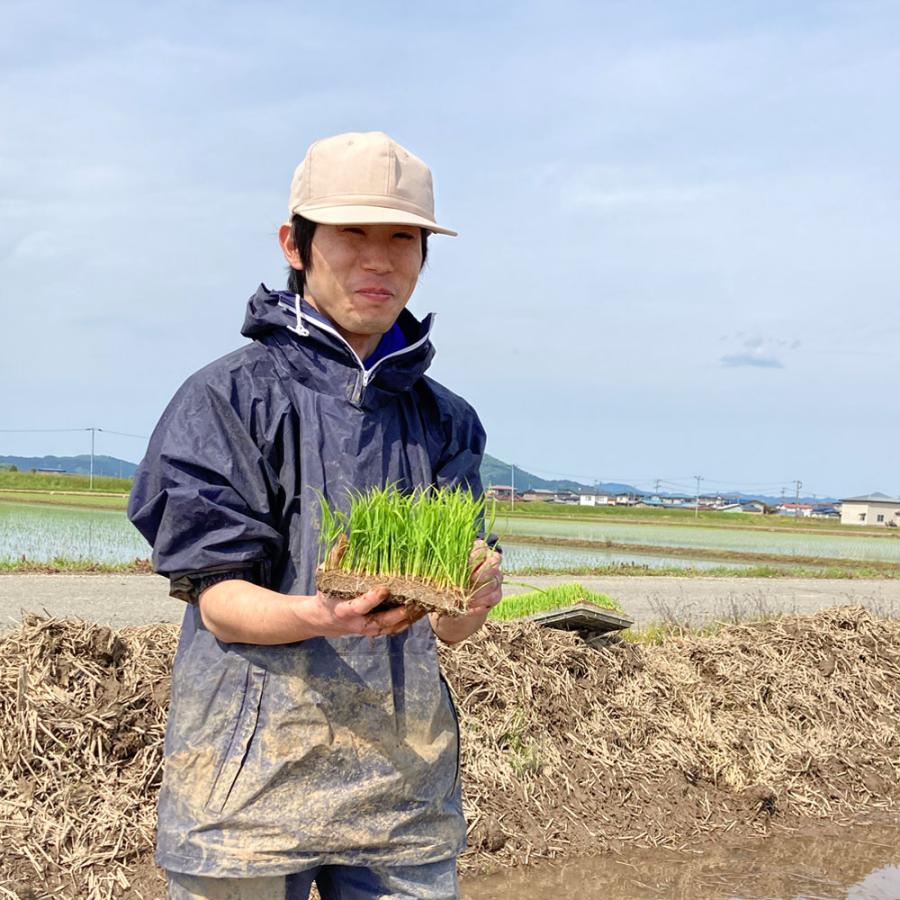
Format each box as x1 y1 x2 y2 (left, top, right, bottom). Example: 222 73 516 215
429 539 503 644
466 539 503 615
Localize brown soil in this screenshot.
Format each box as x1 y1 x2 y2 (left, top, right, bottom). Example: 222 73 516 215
316 569 467 617
1 607 898 898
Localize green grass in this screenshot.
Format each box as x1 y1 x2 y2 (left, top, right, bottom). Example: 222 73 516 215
319 485 493 593
0 470 131 511
506 562 900 579
619 621 726 645
0 490 129 511
0 556 151 574
489 582 622 620
0 471 132 493
620 612 788 645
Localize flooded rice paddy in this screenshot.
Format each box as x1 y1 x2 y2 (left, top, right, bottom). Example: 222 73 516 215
1 502 751 571
463 822 900 899
0 502 148 563
4 501 900 573
501 515 900 563
501 541 754 571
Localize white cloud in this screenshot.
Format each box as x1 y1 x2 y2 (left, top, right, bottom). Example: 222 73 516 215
720 352 783 369
7 229 55 262
718 332 804 369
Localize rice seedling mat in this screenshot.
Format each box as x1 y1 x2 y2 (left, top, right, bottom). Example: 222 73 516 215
316 486 493 618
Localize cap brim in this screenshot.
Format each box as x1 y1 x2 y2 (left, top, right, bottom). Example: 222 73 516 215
295 204 457 237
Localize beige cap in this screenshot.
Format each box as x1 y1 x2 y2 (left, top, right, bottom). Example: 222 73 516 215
288 131 457 236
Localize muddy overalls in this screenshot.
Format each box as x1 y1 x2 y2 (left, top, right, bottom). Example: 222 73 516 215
128 286 485 884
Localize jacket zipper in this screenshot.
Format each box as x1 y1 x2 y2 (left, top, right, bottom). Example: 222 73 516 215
282 296 434 405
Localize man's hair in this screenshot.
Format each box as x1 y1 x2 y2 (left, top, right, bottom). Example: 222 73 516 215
287 215 429 295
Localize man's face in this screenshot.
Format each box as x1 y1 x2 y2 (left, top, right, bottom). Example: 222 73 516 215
294 222 423 357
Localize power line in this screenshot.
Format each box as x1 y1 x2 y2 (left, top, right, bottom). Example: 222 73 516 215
1 425 149 491
0 427 148 439
101 429 149 440
492 462 822 497
504 458 804 493
0 428 88 433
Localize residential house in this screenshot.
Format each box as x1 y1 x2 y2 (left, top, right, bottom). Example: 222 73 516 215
777 503 814 518
720 500 766 514
840 493 900 527
485 485 517 502
638 495 692 508
579 492 613 507
518 489 581 504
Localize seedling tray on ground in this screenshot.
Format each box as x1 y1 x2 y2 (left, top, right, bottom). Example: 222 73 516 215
526 602 633 642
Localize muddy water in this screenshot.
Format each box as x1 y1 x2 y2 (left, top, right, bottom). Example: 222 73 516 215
462 823 900 899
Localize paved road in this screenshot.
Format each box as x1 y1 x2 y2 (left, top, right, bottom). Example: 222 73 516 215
1 573 898 631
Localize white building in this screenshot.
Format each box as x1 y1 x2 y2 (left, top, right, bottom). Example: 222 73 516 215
579 493 613 506
839 493 900 527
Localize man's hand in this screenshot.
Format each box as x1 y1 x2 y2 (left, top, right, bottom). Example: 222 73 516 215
198 580 416 644
466 539 504 615
430 539 503 644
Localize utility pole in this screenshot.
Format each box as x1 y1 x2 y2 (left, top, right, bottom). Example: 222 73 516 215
794 479 802 519
694 475 703 519
510 463 515 512
85 427 105 490
86 427 99 490
654 478 661 497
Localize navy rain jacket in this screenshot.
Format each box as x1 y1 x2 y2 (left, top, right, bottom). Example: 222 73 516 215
128 285 486 877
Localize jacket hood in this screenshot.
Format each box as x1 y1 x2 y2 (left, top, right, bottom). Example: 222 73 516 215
240 284 436 409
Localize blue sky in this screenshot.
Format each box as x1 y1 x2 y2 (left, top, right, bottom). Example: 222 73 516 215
2 1 898 499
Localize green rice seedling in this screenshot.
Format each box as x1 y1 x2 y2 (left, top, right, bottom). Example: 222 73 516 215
317 485 496 615
489 582 622 621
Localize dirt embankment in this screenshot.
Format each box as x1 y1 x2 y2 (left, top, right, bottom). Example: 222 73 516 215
1 607 898 898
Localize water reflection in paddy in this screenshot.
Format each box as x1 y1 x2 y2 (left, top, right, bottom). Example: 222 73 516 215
0 501 148 563
501 515 900 563
462 822 900 899
502 541 755 572
1 502 759 571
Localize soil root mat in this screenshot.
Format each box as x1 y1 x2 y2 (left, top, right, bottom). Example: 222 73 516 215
1 606 898 898
315 569 466 617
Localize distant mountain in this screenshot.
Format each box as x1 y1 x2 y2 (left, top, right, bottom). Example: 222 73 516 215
0 455 138 478
0 452 839 503
480 454 637 495
479 456 840 503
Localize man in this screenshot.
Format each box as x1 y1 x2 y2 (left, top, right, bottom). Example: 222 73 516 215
128 131 502 900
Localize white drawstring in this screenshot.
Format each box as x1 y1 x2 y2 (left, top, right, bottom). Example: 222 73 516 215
286 293 309 337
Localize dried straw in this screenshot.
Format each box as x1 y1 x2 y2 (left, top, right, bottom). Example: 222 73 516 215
0 615 170 899
0 606 897 898
445 606 900 869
